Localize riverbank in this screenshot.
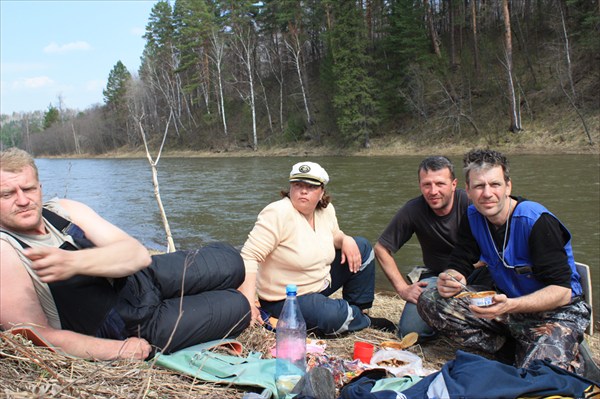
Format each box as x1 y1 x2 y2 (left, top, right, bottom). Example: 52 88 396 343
1 293 598 398
42 117 600 159
65 138 599 161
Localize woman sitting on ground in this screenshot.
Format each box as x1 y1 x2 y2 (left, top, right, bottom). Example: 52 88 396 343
239 161 394 335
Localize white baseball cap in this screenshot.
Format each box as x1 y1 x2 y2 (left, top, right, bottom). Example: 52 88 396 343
289 161 329 186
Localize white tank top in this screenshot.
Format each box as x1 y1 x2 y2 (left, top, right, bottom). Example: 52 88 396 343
0 198 78 329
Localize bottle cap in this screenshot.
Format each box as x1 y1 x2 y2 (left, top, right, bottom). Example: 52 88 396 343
286 284 297 295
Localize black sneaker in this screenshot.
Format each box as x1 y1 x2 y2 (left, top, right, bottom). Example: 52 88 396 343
368 316 397 333
291 367 336 399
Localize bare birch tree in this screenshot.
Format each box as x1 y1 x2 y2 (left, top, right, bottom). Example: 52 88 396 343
285 34 312 125
265 40 285 133
256 62 274 136
559 6 576 100
209 30 229 136
557 6 593 145
231 27 258 150
140 1 190 138
502 0 522 132
140 59 186 139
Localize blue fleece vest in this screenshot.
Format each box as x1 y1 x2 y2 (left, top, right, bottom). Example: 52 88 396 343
467 201 582 298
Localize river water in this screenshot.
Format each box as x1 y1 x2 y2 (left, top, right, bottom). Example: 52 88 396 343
35 155 599 325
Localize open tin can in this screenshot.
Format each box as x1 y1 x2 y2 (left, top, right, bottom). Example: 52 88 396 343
469 291 495 307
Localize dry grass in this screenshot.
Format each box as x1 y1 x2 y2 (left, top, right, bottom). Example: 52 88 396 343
1 293 598 398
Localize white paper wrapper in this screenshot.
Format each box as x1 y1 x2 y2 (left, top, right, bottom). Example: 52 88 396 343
370 349 425 376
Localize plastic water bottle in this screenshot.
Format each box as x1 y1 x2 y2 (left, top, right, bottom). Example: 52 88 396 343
275 284 307 397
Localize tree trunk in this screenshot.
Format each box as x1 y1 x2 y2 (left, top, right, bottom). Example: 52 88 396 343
557 7 593 145
559 6 576 100
239 32 258 150
265 40 285 134
424 0 442 58
216 63 228 136
22 116 31 153
210 31 228 136
502 0 521 132
365 0 373 46
201 50 211 114
249 68 257 150
449 0 458 69
286 35 312 126
471 0 480 76
257 71 274 135
71 122 81 155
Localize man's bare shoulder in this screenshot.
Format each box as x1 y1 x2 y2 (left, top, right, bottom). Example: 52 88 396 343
43 198 90 221
54 198 106 227
55 198 91 213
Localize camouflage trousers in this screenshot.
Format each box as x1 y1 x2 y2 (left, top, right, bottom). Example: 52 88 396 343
417 287 591 373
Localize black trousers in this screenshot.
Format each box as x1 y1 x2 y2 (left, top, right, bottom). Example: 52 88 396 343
106 242 251 354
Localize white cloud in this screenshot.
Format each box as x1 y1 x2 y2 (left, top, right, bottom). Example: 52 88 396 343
11 76 55 89
43 41 92 54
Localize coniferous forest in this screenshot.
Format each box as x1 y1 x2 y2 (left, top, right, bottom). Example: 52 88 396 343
1 0 598 156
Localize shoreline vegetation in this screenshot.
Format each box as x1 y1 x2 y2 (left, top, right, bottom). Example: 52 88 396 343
1 293 598 398
40 133 600 159
31 104 600 159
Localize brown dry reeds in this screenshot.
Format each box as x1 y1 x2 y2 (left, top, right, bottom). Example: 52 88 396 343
1 293 598 398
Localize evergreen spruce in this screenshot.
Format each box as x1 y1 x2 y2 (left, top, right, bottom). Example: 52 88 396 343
327 1 377 148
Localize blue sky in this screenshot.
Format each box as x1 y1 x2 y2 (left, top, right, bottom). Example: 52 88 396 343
1 0 158 115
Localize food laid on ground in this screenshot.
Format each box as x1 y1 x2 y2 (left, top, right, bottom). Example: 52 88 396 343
380 332 419 350
376 358 409 367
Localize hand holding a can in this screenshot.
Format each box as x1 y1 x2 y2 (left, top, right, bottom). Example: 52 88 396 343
469 292 509 320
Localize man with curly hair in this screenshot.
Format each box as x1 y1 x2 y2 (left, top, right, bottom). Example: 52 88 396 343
418 149 592 376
